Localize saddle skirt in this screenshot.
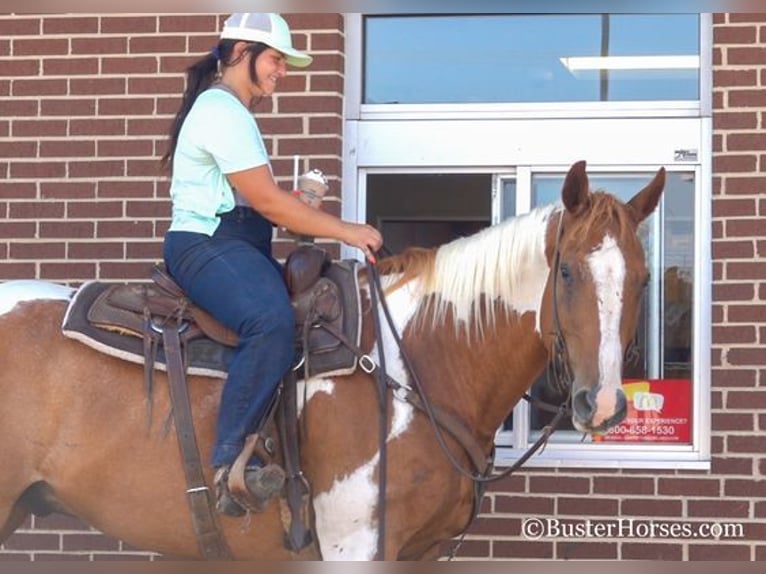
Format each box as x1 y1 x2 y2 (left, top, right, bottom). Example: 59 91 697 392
61 245 363 380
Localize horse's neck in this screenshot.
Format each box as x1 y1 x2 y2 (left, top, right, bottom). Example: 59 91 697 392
405 304 549 444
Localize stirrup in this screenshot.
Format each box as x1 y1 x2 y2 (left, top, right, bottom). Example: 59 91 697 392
214 466 246 517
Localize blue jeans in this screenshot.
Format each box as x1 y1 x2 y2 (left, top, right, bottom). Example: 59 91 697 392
163 207 295 467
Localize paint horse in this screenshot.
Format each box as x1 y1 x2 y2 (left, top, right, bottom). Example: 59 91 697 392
0 161 664 560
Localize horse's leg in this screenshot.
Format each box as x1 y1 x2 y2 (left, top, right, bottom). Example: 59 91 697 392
0 498 30 545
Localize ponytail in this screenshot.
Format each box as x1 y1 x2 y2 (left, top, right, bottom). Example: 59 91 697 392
161 40 271 173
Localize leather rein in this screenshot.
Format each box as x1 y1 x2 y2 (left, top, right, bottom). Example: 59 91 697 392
320 210 575 560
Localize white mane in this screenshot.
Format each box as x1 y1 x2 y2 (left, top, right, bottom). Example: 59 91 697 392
410 204 559 337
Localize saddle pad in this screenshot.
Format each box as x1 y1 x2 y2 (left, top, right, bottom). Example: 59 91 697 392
62 281 233 379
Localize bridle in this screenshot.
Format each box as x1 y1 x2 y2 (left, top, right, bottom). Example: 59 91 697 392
355 208 575 559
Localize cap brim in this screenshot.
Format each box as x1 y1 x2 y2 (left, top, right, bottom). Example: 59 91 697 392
283 50 312 68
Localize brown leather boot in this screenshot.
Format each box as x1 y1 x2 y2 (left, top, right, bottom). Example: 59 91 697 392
214 464 286 516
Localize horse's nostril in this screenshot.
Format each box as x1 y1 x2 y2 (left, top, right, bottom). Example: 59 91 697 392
572 388 595 421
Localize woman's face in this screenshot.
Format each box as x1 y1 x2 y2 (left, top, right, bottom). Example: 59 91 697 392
252 48 288 96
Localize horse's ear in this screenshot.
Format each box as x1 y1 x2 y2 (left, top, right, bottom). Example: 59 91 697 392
561 160 591 216
627 167 666 223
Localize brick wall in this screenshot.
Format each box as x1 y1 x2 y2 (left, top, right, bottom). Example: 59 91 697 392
1 12 765 562
0 13 344 287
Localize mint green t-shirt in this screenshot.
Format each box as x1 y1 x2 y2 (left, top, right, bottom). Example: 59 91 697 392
168 88 269 236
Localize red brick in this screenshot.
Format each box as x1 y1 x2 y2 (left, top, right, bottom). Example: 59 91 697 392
39 221 95 239
713 412 756 432
2 98 40 118
0 141 36 157
727 47 766 66
98 140 154 158
71 37 128 55
0 533 59 551
101 56 158 75
159 14 217 33
727 261 766 279
101 16 158 34
0 18 40 36
97 181 155 199
0 262 36 279
713 283 754 303
70 78 127 96
100 262 156 279
40 262 97 281
96 221 154 239
620 498 683 517
494 540 553 559
689 499 750 518
726 348 766 366
1 182 37 199
127 118 171 136
727 133 766 152
129 36 186 54
593 477 654 495
9 242 66 260
556 541 617 559
727 390 766 409
68 160 125 179
125 201 169 219
126 159 161 177
494 495 554 515
43 16 99 35
12 79 68 97
727 304 766 323
67 201 123 219
70 119 126 137
711 457 753 475
727 437 766 455
67 242 124 260
9 161 66 179
40 182 96 200
98 97 156 116
713 241 754 259
0 222 36 239
529 476 590 495
715 25 758 44
43 58 99 76
713 197 757 217
688 544 751 561
128 77 184 95
13 38 69 56
622 542 683 560
8 201 65 219
657 477 720 497
126 241 163 259
40 99 97 117
12 120 67 138
278 95 343 114
557 497 618 516
0 59 40 77
62 533 120 552
39 140 96 158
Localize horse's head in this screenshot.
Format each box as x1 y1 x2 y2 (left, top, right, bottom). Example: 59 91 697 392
542 160 665 434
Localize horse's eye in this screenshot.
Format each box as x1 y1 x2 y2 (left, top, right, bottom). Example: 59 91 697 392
560 263 572 282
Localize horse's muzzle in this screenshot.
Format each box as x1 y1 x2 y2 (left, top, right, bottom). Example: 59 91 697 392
571 384 628 433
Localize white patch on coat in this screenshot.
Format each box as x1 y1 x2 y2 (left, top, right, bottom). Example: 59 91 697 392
313 275 422 560
0 280 74 317
586 235 626 426
313 453 380 561
296 378 335 419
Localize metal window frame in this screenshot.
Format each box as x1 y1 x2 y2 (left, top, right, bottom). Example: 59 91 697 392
343 13 712 470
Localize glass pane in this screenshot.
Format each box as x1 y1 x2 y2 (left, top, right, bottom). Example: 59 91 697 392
364 14 699 104
365 173 492 254
501 179 517 221
527 171 694 445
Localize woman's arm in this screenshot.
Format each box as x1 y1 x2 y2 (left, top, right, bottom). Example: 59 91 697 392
227 164 382 261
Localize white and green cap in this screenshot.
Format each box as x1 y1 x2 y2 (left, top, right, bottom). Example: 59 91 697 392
220 13 313 68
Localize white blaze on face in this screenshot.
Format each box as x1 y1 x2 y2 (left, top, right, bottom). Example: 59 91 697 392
585 235 626 427
0 280 74 317
313 276 421 561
